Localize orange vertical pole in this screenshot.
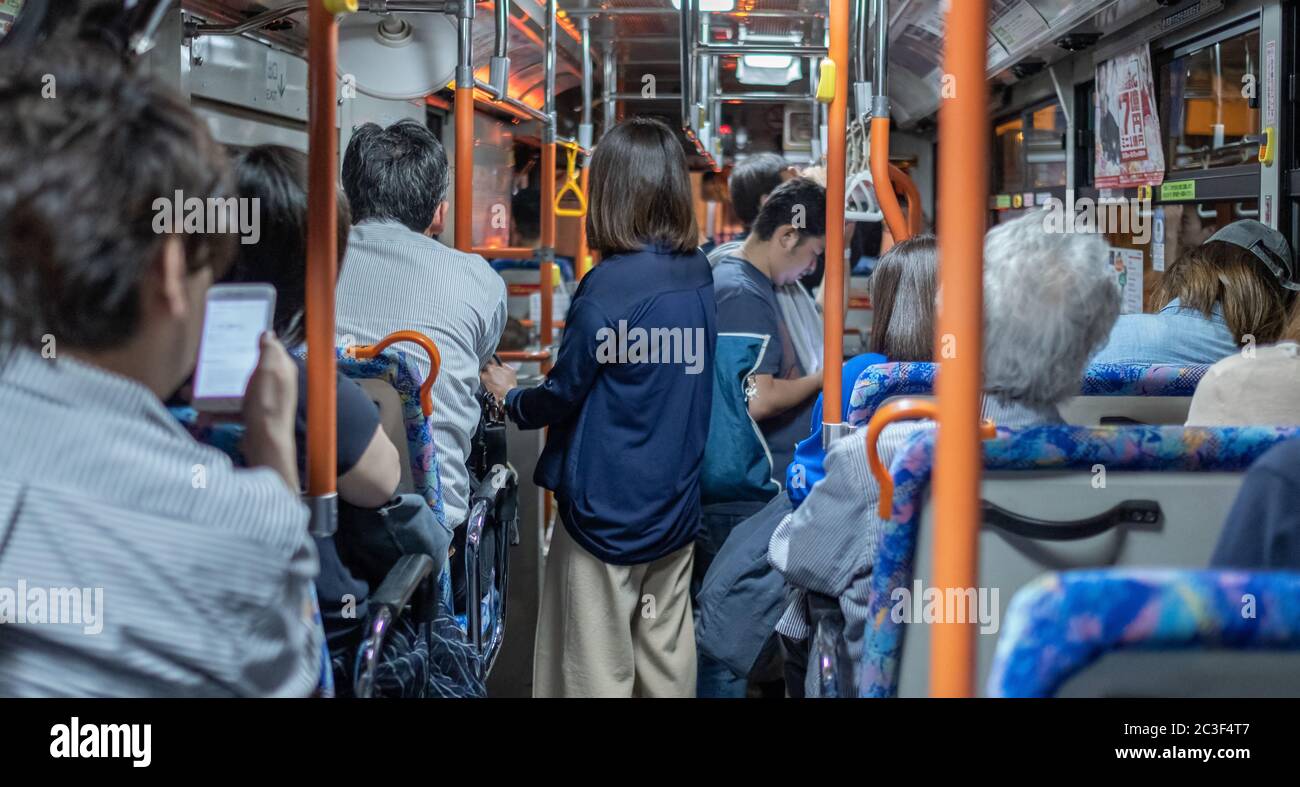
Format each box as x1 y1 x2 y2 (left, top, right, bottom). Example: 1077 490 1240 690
306 0 350 531
931 0 988 698
454 85 474 252
822 0 849 425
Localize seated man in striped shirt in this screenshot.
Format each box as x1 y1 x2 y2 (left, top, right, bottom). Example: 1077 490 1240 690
0 46 321 697
335 120 508 531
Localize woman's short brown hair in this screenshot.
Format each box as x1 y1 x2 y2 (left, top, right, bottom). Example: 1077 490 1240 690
1154 240 1299 344
585 116 698 256
868 234 938 361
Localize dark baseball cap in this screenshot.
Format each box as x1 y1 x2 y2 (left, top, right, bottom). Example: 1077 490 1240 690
1205 219 1299 291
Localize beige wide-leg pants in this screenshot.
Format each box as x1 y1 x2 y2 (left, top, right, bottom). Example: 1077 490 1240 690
532 522 696 698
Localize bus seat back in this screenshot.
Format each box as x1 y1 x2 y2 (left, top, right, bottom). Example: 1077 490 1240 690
356 378 416 495
864 424 1300 698
986 569 1300 697
901 469 1246 697
848 362 1208 428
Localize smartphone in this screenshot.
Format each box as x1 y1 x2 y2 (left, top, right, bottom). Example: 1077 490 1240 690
192 284 277 413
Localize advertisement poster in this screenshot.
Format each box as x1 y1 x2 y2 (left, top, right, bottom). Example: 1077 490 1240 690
1095 46 1166 188
1109 247 1146 314
0 0 22 38
989 0 1050 51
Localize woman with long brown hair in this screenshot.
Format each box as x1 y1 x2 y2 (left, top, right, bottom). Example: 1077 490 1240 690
1093 220 1299 365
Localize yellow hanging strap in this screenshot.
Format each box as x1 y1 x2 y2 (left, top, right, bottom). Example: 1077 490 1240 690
555 144 588 218
815 59 836 103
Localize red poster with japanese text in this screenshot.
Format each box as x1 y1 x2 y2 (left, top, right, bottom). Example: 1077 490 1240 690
1095 45 1166 188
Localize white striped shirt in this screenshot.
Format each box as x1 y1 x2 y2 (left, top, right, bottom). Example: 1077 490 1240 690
770 396 1062 647
0 349 321 697
335 220 508 525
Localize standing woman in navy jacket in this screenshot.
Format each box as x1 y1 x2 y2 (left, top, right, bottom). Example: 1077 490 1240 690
481 117 717 697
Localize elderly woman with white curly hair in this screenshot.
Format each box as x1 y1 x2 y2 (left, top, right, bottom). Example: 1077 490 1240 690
768 208 1122 697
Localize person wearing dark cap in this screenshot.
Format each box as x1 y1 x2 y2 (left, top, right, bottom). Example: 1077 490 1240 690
1092 220 1300 366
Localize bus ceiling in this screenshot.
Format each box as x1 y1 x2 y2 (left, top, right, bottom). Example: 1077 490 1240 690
159 0 1246 163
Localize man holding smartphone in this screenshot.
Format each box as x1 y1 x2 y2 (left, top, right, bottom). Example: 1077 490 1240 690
0 45 322 697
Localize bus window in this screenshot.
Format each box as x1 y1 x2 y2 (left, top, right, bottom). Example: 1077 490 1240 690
993 115 1025 194
992 99 1068 224
1025 102 1067 189
1142 199 1260 312
1159 28 1260 172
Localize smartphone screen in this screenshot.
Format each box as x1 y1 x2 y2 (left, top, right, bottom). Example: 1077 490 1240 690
193 285 276 411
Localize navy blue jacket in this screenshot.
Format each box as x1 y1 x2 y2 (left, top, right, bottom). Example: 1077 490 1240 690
506 243 717 565
1212 438 1300 570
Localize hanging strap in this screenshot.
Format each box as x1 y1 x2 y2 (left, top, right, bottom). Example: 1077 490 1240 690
554 144 588 218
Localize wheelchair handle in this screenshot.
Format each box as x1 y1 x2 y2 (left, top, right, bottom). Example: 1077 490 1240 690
351 330 441 418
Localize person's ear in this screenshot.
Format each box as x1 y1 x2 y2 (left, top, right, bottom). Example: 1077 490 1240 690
150 236 191 319
779 226 799 251
426 201 450 236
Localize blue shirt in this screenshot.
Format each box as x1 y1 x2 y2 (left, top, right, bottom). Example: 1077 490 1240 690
786 352 886 508
712 255 814 477
506 244 717 565
1091 298 1240 366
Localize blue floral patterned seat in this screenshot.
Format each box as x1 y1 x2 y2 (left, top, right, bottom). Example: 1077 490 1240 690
846 362 936 427
1078 362 1207 396
860 424 1300 697
986 568 1300 697
845 362 1210 427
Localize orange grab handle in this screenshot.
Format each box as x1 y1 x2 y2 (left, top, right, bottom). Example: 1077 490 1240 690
473 247 536 259
866 398 995 520
496 349 552 363
351 330 441 418
871 116 910 243
888 163 923 236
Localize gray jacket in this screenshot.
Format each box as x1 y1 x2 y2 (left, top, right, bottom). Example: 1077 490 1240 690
695 491 793 677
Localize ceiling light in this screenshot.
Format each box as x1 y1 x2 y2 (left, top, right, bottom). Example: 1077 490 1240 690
670 0 737 12
741 54 795 70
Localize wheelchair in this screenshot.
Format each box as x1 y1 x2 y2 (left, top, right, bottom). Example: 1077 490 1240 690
340 334 518 695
